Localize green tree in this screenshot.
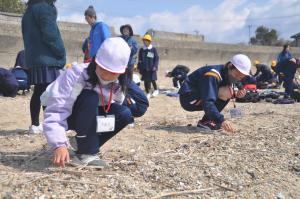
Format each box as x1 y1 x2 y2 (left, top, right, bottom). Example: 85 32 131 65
0 0 26 14
250 26 279 46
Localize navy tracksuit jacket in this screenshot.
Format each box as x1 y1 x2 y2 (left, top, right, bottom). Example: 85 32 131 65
179 65 231 124
275 59 299 97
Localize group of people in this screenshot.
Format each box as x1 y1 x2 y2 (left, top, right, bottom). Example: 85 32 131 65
250 44 300 100
1 0 300 168
82 6 159 100
13 0 156 167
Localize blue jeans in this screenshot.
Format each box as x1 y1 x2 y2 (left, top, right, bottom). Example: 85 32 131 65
68 89 133 154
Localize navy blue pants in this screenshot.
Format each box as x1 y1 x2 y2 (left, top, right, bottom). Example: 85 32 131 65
179 93 229 121
283 77 294 98
68 90 133 154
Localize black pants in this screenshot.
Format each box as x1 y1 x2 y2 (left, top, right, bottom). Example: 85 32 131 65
30 84 49 126
144 80 157 93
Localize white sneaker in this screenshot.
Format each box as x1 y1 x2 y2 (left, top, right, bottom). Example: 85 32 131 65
68 136 78 151
152 90 159 97
146 93 151 99
69 154 107 168
29 125 43 134
128 123 135 128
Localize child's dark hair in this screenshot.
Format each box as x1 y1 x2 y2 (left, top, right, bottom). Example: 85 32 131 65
86 59 128 93
226 61 237 71
282 44 290 53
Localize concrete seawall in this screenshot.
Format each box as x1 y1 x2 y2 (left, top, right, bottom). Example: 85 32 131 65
1 12 300 87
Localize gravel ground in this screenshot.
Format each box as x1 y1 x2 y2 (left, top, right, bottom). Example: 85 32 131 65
0 87 299 198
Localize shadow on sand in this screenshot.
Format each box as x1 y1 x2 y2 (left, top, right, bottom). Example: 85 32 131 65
146 124 202 134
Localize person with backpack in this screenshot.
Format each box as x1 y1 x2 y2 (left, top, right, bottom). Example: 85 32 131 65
137 34 159 99
120 24 138 81
0 67 18 98
42 38 134 168
84 5 111 58
179 54 251 132
275 57 300 99
22 0 66 134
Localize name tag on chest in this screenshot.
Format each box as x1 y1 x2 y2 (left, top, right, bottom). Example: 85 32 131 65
96 115 115 133
147 52 154 58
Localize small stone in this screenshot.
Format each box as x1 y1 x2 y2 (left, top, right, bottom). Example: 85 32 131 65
292 165 300 172
129 149 136 153
277 192 285 199
39 195 45 199
246 170 257 179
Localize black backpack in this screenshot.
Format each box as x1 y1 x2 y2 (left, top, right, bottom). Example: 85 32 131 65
11 67 30 91
236 91 260 103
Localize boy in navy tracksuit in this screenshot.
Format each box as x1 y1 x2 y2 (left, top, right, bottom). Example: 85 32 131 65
0 67 19 97
166 65 190 88
179 54 251 132
275 58 300 98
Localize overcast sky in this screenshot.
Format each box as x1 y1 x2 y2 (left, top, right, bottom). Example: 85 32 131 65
54 0 300 44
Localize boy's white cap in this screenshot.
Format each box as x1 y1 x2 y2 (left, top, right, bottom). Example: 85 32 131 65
230 54 251 75
95 37 130 74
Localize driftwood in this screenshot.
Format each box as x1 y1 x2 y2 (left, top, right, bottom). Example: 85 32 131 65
151 188 216 199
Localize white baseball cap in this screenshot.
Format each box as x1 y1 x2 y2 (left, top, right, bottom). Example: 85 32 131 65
230 54 251 75
95 37 130 74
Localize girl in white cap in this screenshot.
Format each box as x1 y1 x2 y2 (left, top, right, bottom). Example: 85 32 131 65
42 37 133 168
179 54 251 133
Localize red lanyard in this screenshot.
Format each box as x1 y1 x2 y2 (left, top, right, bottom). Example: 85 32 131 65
99 85 113 114
228 85 236 108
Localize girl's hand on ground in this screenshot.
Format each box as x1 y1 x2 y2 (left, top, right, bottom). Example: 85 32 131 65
221 120 234 133
235 89 246 98
53 146 70 167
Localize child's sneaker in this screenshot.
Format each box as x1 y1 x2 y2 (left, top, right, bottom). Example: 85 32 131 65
197 120 220 133
29 124 43 134
68 136 78 151
152 90 159 97
146 93 151 99
69 154 107 169
128 122 135 128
